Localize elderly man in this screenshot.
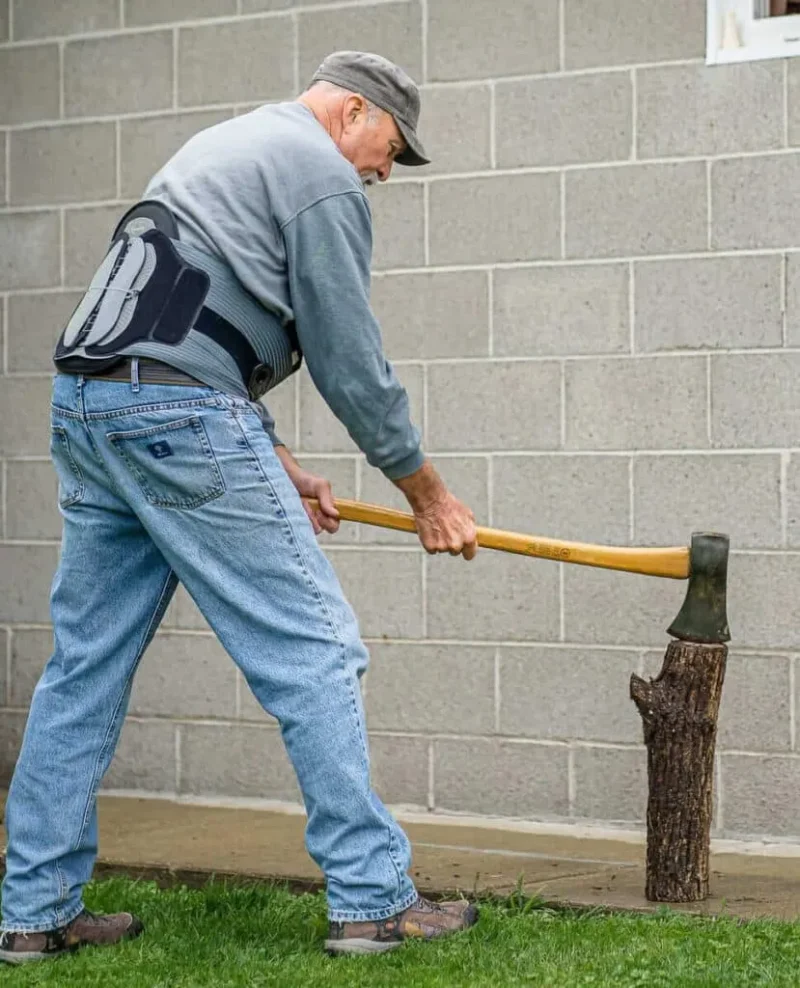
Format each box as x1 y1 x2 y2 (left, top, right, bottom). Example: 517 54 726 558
0 52 479 963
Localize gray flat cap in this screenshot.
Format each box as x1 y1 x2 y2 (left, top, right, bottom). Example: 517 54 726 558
310 50 429 167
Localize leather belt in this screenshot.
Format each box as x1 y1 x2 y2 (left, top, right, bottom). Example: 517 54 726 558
73 357 206 387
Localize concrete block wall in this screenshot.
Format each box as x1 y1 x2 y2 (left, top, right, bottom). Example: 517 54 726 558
2 0 800 841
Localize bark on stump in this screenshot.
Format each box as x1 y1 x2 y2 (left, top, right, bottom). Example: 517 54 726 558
629 532 730 902
630 641 727 902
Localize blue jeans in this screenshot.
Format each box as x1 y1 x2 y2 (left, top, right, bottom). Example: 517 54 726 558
1 372 417 932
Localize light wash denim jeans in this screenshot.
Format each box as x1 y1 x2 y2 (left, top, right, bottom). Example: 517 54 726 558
1 371 417 932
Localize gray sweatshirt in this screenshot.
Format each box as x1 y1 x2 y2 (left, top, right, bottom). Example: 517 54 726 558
142 100 423 481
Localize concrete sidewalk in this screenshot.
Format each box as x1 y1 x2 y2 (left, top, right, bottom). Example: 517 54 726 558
3 792 800 921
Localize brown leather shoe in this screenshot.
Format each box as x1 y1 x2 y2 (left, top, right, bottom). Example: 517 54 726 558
0 909 143 965
325 895 478 955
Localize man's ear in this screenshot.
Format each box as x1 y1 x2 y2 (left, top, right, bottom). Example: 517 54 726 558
343 93 366 126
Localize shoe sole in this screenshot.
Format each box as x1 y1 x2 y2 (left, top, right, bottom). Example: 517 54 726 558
0 948 69 965
325 938 405 955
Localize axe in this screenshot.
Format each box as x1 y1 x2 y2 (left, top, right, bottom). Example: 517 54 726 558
314 496 732 903
309 497 730 645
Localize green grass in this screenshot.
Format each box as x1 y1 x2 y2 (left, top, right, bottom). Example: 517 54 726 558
1 877 800 987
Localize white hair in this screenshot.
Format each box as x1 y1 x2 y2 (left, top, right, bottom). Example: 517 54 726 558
308 80 385 122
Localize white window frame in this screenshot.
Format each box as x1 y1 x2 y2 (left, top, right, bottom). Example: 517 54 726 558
707 0 800 64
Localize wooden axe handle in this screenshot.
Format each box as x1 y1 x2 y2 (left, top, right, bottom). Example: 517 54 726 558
309 497 690 580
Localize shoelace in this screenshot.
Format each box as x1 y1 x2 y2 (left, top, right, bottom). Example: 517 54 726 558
415 897 446 915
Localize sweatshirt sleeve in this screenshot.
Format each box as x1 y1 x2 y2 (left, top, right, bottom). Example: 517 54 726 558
281 190 424 480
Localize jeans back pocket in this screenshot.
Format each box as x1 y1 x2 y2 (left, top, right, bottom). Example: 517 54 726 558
51 425 85 508
108 415 225 509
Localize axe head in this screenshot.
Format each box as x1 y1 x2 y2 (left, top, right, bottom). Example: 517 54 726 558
667 533 730 645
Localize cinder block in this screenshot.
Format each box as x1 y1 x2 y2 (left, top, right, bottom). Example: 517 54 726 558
65 205 127 287
298 2 422 86
367 183 425 270
0 629 6 706
428 0 558 81
327 549 424 639
417 84 491 175
726 553 800 650
0 46 59 124
371 271 489 360
0 378 53 456
7 292 81 372
721 754 800 838
564 0 704 69
0 712 27 787
179 722 299 800
178 18 294 107
130 634 236 718
65 32 173 116
429 174 561 265
500 648 642 744
565 356 708 451
434 739 569 818
728 655 790 751
103 718 176 792
563 565 686 647
711 354 800 448
566 163 707 259
778 256 800 347
13 0 118 38
126 0 236 25
496 74 632 168
6 460 61 540
0 545 60 623
427 361 561 452
573 746 646 823
426 551 560 642
642 652 790 753
358 455 489 545
786 456 800 548
635 256 782 352
493 455 630 545
494 265 630 358
784 60 800 146
712 155 800 250
365 643 495 734
637 63 782 159
0 212 60 290
241 0 295 9
369 734 429 808
10 123 117 207
8 629 52 708
299 363 423 454
121 110 232 197
634 454 782 550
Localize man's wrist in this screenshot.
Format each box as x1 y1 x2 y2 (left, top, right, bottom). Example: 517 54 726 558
392 459 448 513
275 444 301 478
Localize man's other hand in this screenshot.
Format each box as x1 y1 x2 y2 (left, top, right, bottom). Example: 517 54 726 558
297 471 341 535
275 446 340 535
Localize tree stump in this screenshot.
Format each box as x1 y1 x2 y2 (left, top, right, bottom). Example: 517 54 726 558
629 532 730 902
630 640 727 901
